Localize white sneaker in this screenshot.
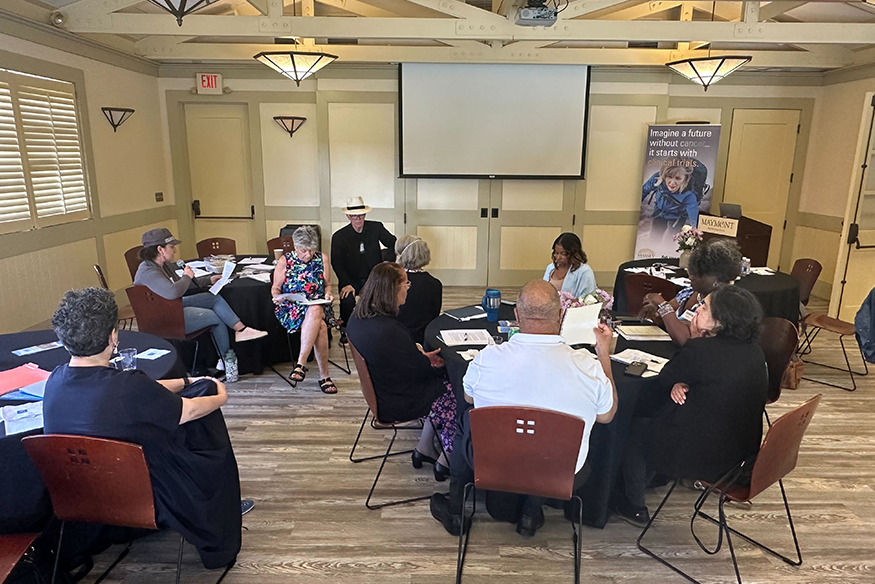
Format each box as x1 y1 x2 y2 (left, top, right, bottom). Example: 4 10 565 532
236 327 268 342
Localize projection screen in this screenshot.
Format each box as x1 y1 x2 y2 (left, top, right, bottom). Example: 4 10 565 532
399 63 590 179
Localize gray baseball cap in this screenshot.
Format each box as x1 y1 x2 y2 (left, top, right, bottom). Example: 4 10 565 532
142 227 182 248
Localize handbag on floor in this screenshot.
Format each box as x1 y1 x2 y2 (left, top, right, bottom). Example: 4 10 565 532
781 355 804 390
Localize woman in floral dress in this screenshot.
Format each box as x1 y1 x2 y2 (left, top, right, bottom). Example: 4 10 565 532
272 226 338 394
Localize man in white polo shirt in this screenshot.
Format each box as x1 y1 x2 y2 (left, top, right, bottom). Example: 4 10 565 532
431 280 617 537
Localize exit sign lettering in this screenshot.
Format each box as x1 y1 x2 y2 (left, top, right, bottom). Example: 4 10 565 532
196 73 223 95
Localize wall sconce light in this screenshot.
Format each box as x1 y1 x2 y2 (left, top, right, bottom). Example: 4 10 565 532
274 116 307 138
101 107 135 132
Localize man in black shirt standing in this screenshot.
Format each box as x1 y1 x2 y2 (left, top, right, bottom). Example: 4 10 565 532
331 196 396 337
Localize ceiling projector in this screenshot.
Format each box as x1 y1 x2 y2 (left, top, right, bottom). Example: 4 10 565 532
516 3 558 26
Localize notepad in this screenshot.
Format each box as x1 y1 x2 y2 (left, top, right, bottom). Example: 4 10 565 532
238 257 268 265
616 325 672 342
443 306 488 321
0 363 51 397
560 303 602 346
274 293 331 305
440 329 495 346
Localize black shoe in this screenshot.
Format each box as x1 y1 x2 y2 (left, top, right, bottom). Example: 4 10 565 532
433 461 450 482
516 506 545 538
610 496 650 528
412 449 437 469
430 493 468 536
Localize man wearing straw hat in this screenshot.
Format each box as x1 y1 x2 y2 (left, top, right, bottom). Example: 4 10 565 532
331 196 397 340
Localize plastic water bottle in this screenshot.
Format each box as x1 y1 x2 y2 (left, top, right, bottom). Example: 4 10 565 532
741 257 751 277
225 349 238 383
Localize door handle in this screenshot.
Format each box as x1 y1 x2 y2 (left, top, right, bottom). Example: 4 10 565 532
491 208 499 218
481 208 488 218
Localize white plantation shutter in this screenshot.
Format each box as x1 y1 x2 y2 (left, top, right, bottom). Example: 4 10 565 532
0 77 31 233
14 75 89 223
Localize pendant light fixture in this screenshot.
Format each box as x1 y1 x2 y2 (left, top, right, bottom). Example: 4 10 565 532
147 0 219 26
665 2 752 91
254 51 338 86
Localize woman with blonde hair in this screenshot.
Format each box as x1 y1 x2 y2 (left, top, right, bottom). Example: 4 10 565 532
395 234 442 345
642 163 699 243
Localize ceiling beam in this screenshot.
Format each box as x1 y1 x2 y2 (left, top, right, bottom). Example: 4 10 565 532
559 0 638 19
313 0 399 17
596 0 681 20
62 0 148 23
495 0 526 17
759 1 807 20
401 0 506 21
136 40 853 68
60 13 875 43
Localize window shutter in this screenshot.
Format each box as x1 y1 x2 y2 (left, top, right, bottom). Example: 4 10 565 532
0 78 32 231
16 79 88 222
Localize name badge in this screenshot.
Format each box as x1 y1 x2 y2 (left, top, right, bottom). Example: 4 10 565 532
359 242 365 254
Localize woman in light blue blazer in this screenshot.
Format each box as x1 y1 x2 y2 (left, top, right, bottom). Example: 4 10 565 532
543 232 597 299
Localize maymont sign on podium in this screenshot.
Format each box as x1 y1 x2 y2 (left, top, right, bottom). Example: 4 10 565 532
698 215 739 237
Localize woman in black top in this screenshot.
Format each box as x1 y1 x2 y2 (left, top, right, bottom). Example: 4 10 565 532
42 287 244 570
614 286 768 526
394 235 443 345
347 263 456 480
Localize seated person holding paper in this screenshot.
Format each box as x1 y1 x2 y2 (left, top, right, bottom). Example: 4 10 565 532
430 280 617 538
43 287 246 570
543 232 597 299
347 262 456 481
394 235 442 345
272 226 338 394
134 227 267 368
640 238 742 346
613 286 767 527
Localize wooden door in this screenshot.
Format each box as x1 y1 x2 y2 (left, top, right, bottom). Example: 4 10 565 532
184 103 257 254
723 109 801 268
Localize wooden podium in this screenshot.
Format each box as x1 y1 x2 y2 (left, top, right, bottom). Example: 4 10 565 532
701 214 771 266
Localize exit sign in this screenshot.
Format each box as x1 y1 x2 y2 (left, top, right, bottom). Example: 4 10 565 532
196 73 222 95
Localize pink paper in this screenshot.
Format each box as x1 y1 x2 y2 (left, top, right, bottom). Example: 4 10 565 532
0 363 51 396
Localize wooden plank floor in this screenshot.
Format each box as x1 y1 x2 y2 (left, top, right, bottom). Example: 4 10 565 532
88 290 875 584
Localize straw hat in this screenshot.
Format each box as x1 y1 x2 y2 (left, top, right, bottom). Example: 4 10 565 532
341 196 372 215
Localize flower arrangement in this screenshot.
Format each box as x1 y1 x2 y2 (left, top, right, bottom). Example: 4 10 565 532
559 288 614 312
673 225 704 252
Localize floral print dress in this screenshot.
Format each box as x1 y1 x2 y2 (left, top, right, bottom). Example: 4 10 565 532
274 252 337 334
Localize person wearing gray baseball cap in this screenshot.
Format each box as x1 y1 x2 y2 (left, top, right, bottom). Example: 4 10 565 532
133 227 267 369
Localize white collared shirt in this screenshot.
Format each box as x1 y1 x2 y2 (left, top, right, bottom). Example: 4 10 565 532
463 333 613 472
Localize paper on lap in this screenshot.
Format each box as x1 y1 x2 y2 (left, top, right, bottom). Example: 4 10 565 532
274 292 331 305
560 303 601 346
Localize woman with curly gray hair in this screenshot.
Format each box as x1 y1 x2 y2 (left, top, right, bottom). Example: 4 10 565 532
271 225 338 393
394 234 442 344
641 238 743 345
43 287 244 570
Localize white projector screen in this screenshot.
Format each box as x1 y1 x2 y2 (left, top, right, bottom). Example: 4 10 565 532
399 63 590 178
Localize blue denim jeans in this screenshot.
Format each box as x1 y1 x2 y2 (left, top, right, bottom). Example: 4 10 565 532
182 293 241 358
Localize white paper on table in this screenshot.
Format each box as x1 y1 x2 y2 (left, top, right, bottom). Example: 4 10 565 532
1 401 43 435
11 341 63 357
750 267 775 276
625 267 648 273
274 293 331 305
616 325 673 342
611 348 669 373
138 348 171 360
209 261 236 295
246 264 275 272
238 257 268 265
458 349 480 361
244 273 272 283
440 329 495 347
560 303 602 346
177 268 211 279
185 260 208 269
669 277 691 287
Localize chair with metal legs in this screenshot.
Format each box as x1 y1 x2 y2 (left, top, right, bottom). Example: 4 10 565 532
348 341 440 510
637 394 821 584
456 406 586 584
270 322 351 388
797 313 868 391
22 434 234 584
0 533 40 584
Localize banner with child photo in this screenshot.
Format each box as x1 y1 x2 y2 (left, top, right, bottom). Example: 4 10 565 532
634 124 721 259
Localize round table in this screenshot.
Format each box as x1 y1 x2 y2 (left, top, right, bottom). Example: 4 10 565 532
0 329 181 534
612 258 801 323
185 255 296 374
423 305 679 528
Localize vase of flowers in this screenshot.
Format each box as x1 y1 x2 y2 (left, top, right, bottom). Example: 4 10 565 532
673 225 703 269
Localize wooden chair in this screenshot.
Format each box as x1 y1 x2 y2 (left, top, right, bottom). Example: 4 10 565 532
93 265 137 330
196 237 237 258
637 395 822 584
0 533 40 584
125 285 212 374
22 435 233 584
758 317 798 424
789 258 822 307
348 341 432 510
266 236 294 257
456 406 586 584
123 246 143 283
624 273 680 316
797 312 868 391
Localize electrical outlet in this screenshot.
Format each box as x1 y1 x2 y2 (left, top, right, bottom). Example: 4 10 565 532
155 192 164 202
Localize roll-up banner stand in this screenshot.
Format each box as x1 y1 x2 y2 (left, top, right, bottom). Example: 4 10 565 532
635 124 722 259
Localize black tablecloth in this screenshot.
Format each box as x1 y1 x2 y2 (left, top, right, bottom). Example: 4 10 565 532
423 306 679 528
612 258 801 323
0 330 180 534
187 255 297 374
